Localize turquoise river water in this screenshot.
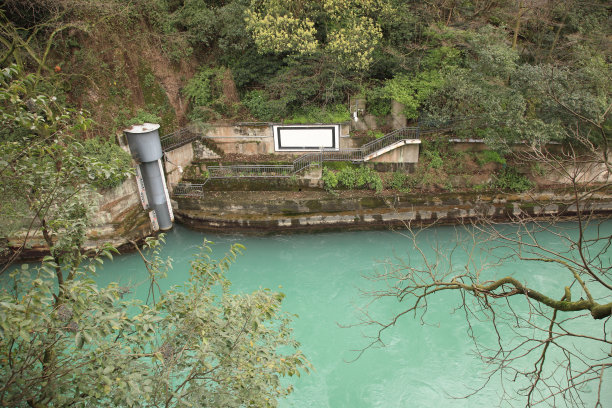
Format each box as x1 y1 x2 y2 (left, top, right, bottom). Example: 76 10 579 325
28 222 612 406
89 222 612 407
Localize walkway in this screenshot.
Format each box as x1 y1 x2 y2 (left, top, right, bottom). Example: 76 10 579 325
165 117 483 197
171 127 420 197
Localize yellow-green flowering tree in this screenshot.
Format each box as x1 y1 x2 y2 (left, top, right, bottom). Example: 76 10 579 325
245 0 391 71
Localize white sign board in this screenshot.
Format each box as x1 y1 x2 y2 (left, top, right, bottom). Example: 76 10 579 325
273 124 340 151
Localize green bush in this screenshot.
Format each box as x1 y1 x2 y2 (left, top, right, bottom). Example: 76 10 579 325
366 86 391 117
383 71 445 119
367 130 385 140
285 104 350 124
472 183 489 192
124 109 162 127
242 90 287 122
81 137 133 189
184 67 218 106
423 150 443 169
475 150 506 166
324 166 382 193
184 67 237 122
493 167 533 192
323 161 353 171
322 167 339 192
388 171 411 192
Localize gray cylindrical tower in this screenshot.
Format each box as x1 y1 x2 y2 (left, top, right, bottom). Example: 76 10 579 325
124 123 173 231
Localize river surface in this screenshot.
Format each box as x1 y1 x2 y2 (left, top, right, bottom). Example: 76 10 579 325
91 223 610 407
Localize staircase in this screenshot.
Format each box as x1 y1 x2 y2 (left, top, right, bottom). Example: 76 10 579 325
171 127 421 197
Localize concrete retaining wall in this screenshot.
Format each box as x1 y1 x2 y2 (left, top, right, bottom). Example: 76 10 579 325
205 123 352 154
173 190 612 233
165 142 194 192
5 176 154 262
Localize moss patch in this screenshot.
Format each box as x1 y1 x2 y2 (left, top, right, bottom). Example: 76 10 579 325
137 62 177 133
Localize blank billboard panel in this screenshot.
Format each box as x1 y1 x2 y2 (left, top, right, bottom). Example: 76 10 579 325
273 125 340 151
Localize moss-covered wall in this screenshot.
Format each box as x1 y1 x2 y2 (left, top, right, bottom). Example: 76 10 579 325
172 190 612 233
137 62 178 133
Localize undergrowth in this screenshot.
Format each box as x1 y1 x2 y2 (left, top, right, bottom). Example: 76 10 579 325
322 165 382 193
493 167 533 192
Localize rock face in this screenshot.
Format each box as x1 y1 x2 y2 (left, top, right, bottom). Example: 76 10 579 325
86 176 155 250
173 190 612 233
3 176 154 263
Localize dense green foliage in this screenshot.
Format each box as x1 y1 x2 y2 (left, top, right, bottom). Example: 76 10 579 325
322 165 383 193
0 237 309 407
81 137 133 189
2 0 609 135
0 65 133 247
0 64 310 407
475 150 506 167
493 166 534 193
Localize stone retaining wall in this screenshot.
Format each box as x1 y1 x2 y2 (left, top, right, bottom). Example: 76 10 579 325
173 190 612 233
4 176 154 262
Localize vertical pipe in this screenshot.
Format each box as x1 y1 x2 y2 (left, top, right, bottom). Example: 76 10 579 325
124 123 173 231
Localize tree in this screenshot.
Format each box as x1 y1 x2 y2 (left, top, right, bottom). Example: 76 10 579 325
355 105 611 406
0 65 132 272
244 0 391 71
0 236 309 407
0 64 309 407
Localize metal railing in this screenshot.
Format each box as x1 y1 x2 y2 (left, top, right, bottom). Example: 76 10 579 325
360 127 419 157
292 152 323 173
321 148 363 162
160 128 200 152
172 182 209 197
208 165 294 178
172 126 424 196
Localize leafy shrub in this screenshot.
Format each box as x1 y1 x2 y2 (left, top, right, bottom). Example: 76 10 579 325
184 67 240 122
366 86 391 117
322 167 339 192
324 166 383 193
81 137 133 189
124 109 161 127
383 71 445 119
323 161 353 171
424 150 443 169
493 167 533 192
388 171 411 192
184 68 219 106
367 130 385 140
242 90 287 122
475 150 506 166
472 183 489 192
285 104 350 124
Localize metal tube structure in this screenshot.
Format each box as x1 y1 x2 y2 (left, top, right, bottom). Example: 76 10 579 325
124 123 173 231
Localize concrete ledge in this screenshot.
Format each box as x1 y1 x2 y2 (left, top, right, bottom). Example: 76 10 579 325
173 190 612 234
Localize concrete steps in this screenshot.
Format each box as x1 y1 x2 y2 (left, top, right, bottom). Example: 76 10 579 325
363 139 420 162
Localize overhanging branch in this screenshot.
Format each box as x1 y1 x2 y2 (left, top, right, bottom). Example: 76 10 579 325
446 276 611 319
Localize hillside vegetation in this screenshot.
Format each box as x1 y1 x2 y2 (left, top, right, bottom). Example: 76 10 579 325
1 0 609 144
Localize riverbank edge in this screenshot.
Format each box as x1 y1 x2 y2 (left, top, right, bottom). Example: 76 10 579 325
173 189 612 234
